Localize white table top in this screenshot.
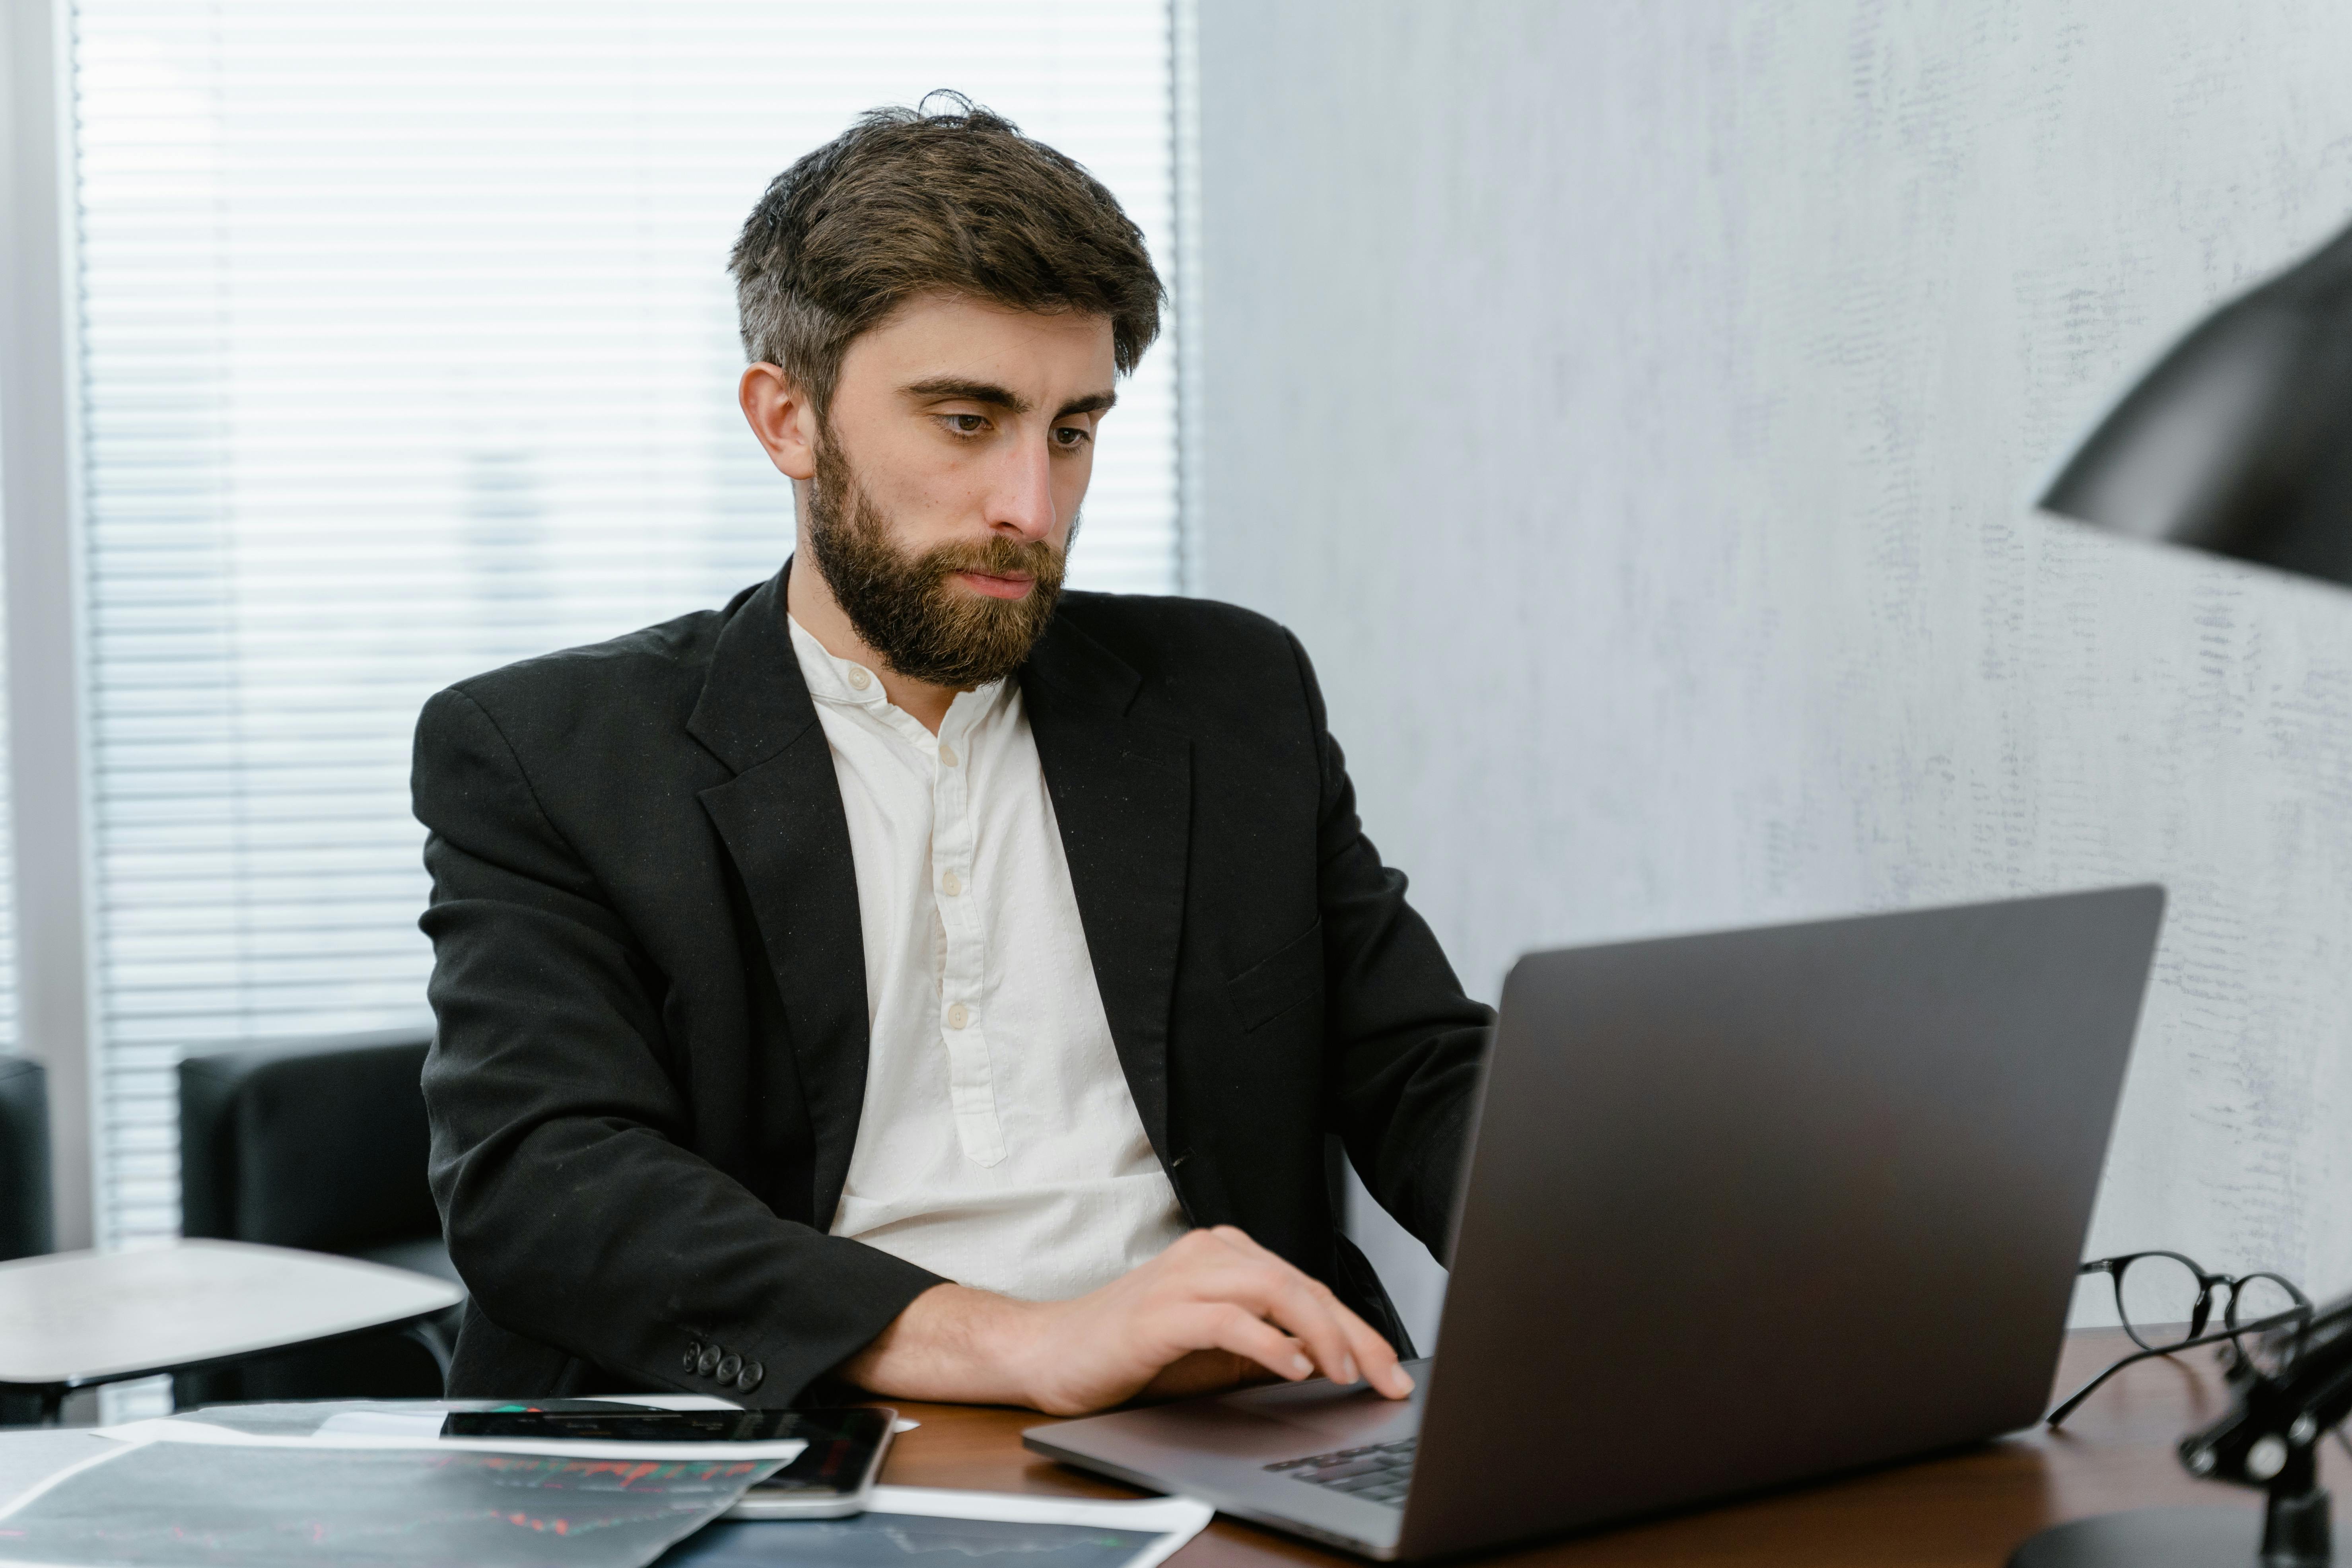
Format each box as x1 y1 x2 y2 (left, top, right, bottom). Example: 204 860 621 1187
0 1239 464 1387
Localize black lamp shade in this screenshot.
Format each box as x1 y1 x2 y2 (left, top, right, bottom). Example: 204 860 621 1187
2040 218 2352 587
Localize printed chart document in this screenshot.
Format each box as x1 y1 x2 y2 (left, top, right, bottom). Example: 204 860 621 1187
655 1486 1214 1568
0 1404 787 1567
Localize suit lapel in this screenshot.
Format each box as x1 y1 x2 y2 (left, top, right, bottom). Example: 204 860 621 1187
1020 616 1192 1166
687 569 871 1227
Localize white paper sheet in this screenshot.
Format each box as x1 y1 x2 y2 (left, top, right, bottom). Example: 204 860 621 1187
868 1485 1214 1568
0 1436 141 1527
659 1485 1214 1568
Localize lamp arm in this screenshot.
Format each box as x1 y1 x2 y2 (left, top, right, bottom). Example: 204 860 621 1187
2179 1291 2352 1490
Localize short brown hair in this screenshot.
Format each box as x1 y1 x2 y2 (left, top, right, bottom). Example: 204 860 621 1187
730 95 1163 414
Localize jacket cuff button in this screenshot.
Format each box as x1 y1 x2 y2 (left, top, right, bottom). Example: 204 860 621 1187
697 1345 722 1377
682 1341 703 1373
736 1361 764 1393
716 1353 743 1383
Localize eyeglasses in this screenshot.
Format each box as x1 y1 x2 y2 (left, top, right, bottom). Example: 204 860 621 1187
2046 1251 2313 1428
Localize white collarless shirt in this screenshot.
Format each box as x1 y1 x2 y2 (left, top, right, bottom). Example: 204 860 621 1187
789 616 1188 1301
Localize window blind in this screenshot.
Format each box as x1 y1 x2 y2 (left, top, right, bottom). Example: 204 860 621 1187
68 0 1181 1245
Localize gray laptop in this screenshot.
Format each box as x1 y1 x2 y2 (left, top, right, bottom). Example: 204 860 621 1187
1025 885 2166 1560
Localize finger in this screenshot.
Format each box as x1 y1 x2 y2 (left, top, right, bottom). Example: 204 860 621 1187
1168 1302 1317 1383
1187 1255 1365 1387
1339 1307 1414 1398
1282 1273 1410 1397
1257 1271 1368 1386
1210 1230 1413 1398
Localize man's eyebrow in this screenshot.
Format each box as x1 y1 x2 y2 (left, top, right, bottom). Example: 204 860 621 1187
1054 390 1118 419
902 377 1030 414
899 379 1119 421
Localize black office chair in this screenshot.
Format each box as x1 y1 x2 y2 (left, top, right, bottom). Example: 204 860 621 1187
0 1057 51 1265
173 1028 461 1406
0 1057 53 1424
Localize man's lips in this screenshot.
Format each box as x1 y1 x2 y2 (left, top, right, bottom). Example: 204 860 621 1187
953 568 1037 600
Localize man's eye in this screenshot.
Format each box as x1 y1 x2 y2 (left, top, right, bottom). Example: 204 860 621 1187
946 414 987 434
1054 425 1091 448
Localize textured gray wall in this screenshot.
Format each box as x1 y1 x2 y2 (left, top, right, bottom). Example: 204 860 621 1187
1193 0 2352 1348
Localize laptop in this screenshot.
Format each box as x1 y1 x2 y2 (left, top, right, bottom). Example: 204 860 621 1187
1024 885 2165 1560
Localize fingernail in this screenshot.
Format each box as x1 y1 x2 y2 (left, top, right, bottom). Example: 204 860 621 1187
1291 1354 1313 1377
1342 1355 1359 1384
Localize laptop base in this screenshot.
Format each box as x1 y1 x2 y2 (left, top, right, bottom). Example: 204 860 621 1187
1025 1362 1430 1560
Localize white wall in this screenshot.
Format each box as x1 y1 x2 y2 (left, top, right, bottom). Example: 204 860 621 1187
1193 0 2352 1349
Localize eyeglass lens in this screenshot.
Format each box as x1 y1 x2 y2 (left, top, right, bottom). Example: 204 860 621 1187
2225 1272 2306 1374
2113 1253 2206 1349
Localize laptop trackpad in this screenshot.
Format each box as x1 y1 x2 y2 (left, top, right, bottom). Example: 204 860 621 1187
1130 1374 1425 1458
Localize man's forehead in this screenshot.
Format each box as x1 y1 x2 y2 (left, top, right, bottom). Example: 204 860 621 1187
846 292 1117 391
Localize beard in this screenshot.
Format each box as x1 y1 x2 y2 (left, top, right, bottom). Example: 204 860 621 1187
803 428 1068 689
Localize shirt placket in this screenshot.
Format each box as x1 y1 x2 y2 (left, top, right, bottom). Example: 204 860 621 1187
931 701 1005 1167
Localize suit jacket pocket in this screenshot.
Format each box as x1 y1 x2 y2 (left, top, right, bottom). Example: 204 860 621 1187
1225 920 1324 1035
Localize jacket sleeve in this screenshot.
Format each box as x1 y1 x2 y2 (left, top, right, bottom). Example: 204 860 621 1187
412 685 944 1404
1290 634 1496 1264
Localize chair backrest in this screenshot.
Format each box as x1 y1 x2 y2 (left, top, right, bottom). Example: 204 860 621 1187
0 1057 51 1262
179 1029 438 1254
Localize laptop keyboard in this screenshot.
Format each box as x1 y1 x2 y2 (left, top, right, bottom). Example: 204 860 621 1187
1264 1436 1417 1508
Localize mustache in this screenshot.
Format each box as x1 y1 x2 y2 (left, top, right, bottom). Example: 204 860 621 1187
917 531 1065 585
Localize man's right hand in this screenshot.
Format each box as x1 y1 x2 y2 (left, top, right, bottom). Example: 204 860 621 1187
838 1225 1415 1416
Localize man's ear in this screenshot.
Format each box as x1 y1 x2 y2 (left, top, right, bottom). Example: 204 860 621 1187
740 362 820 480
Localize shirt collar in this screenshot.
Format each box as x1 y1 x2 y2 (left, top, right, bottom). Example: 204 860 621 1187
786 613 886 709
785 614 1013 733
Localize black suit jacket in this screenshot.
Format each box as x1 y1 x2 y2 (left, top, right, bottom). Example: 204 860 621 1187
412 567 1492 1405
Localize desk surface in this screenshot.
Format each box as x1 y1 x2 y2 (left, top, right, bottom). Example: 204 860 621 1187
873 1329 2341 1568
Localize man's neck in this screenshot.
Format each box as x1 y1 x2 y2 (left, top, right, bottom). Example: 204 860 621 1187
784 548 962 734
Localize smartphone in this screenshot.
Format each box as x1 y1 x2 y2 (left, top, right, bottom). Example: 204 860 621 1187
440 1405 896 1517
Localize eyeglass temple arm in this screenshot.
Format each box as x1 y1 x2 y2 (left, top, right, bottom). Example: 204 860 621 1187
2046 1325 2254 1428
2047 1304 2319 1430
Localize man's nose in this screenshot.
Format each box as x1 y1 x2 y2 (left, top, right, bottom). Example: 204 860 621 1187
984 434 1057 542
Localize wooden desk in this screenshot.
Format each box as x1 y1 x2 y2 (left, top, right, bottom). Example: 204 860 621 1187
874 1330 2335 1567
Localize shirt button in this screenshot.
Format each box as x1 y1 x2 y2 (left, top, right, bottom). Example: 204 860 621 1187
938 742 960 767
848 668 872 691
941 870 962 897
947 1003 970 1030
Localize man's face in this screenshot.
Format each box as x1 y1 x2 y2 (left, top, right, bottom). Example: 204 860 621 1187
803 293 1118 687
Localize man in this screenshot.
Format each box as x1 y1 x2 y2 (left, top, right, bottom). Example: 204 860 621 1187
413 100 1490 1415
